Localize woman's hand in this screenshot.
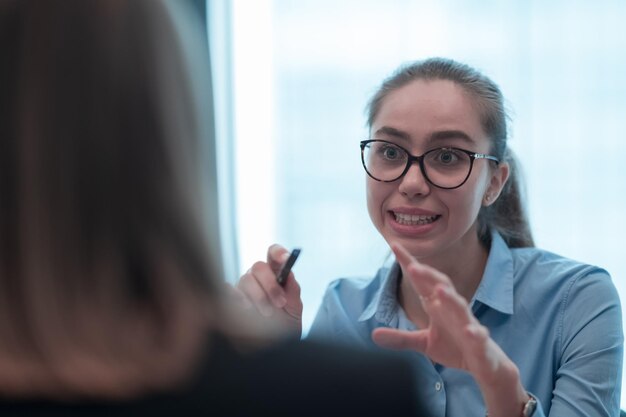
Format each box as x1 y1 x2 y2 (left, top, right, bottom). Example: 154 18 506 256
234 244 303 337
372 243 529 417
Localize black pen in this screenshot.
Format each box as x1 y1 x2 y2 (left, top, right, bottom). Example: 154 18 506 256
276 248 301 286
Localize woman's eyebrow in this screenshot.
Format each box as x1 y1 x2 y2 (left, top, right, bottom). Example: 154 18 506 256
373 127 476 146
427 130 475 145
372 126 411 141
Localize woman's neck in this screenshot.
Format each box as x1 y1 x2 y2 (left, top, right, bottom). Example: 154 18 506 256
397 233 489 328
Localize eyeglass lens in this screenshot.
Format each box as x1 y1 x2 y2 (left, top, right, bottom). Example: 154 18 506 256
361 141 473 188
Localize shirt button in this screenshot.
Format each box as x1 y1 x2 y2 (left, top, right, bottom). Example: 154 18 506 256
435 381 443 391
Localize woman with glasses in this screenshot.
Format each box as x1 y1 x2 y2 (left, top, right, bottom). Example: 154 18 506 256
236 58 623 417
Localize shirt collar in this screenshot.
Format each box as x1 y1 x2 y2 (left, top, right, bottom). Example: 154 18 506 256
471 231 515 315
358 231 515 323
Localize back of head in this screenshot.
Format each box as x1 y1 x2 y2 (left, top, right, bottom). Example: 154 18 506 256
0 0 220 398
366 57 534 248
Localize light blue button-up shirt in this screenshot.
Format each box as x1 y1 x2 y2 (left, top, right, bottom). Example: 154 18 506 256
309 233 623 417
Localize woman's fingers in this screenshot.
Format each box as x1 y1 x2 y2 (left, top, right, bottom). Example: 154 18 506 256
267 244 291 273
372 327 429 352
391 242 451 299
429 285 503 376
266 244 301 294
376 246 512 387
249 261 288 308
429 285 474 329
226 283 253 309
236 247 290 317
238 268 278 317
235 244 304 336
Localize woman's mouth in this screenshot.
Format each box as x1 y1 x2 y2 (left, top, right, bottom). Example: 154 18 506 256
393 212 440 225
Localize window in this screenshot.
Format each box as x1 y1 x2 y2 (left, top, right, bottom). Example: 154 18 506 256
211 0 626 403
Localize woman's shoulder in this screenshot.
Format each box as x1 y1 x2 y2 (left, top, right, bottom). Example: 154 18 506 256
508 245 617 312
510 245 610 282
0 333 422 417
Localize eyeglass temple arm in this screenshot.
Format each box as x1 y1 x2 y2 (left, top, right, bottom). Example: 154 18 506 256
474 153 500 164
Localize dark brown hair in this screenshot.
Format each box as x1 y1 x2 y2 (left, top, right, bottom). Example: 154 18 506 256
366 57 534 248
0 0 220 397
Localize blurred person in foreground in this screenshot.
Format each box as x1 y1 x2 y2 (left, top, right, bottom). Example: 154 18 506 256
0 0 423 415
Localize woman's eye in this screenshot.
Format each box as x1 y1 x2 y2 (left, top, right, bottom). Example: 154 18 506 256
379 145 403 160
434 149 460 164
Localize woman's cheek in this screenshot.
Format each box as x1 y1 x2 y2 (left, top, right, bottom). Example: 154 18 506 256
366 179 388 233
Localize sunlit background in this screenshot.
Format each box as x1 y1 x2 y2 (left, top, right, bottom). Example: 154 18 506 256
208 0 626 404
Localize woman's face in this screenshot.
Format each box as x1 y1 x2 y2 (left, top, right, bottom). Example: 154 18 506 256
366 79 508 263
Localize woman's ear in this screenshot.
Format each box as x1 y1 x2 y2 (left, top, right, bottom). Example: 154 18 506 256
483 162 510 206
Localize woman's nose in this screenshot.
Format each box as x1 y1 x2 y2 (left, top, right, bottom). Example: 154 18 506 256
398 162 431 198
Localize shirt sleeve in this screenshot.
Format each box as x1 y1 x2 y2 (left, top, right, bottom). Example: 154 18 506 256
547 270 623 416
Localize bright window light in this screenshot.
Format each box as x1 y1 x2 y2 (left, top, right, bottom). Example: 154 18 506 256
220 0 626 405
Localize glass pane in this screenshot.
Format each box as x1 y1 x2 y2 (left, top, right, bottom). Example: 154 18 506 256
228 0 626 404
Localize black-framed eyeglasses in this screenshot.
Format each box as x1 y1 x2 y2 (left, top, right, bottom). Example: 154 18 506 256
360 139 500 189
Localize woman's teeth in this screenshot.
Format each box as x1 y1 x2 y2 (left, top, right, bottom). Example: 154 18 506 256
394 213 438 225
